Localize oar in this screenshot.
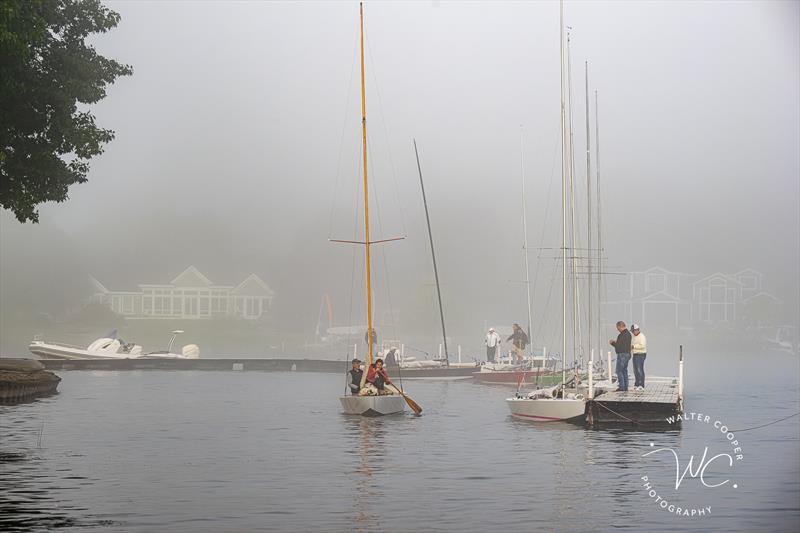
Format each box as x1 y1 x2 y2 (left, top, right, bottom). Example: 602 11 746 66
386 384 423 415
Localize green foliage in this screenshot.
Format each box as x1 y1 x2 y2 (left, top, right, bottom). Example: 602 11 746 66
0 0 132 223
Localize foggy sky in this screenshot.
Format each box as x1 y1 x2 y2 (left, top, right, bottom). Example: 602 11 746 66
1 1 798 350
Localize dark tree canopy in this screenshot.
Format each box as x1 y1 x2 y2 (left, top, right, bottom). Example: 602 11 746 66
0 0 132 223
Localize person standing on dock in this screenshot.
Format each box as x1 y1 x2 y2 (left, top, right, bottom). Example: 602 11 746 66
631 324 647 390
485 328 501 362
609 321 632 392
348 359 363 396
507 324 529 363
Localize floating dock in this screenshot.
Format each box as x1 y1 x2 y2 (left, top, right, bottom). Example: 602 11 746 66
586 378 682 425
584 347 685 426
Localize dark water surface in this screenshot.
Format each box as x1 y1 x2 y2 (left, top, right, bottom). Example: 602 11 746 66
2 351 798 532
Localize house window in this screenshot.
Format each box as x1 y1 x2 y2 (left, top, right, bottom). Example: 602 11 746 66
646 274 665 293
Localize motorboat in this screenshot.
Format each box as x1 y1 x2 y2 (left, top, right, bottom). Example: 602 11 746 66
29 330 200 360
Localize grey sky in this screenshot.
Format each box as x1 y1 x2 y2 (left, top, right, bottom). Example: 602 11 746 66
1 0 798 348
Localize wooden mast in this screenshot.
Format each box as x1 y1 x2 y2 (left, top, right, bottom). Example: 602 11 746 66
359 2 374 366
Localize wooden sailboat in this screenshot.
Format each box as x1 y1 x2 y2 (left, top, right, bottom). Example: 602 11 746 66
506 0 586 422
338 3 419 417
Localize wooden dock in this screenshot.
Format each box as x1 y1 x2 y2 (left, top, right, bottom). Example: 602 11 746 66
586 378 682 425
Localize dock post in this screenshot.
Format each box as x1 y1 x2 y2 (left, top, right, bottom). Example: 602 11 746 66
439 344 443 359
607 350 612 381
458 345 462 364
401 343 405 363
589 348 594 399
678 345 684 401
353 344 357 360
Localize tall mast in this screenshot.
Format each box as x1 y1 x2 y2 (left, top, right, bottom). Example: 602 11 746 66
521 126 533 356
414 139 449 366
585 61 593 362
595 90 603 354
567 28 582 369
359 3 374 365
559 0 567 388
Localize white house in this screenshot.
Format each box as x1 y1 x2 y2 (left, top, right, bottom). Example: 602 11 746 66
603 266 694 328
91 266 275 320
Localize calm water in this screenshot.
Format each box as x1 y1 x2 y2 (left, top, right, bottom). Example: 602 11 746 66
2 351 798 532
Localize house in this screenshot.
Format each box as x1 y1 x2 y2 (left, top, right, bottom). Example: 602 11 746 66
602 266 694 329
91 266 275 320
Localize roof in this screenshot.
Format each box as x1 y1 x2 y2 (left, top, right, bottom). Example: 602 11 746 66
692 272 744 288
171 265 213 287
231 273 275 298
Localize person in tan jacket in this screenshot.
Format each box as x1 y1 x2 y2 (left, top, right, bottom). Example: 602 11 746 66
631 324 647 390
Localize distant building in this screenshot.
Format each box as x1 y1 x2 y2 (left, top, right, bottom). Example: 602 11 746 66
603 266 694 328
602 266 780 329
90 266 275 320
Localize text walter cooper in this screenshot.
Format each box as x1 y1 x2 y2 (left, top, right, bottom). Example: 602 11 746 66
639 411 745 519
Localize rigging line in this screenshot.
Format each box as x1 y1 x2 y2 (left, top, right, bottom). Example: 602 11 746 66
364 24 407 238
531 125 562 343
537 259 560 349
328 30 361 240
346 135 366 352
730 412 800 433
366 134 399 344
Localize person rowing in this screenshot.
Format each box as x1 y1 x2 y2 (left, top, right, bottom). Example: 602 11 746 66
365 358 394 395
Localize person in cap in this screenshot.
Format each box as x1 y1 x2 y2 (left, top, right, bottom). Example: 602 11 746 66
507 323 529 363
485 327 501 362
631 324 647 390
609 320 632 392
348 359 363 396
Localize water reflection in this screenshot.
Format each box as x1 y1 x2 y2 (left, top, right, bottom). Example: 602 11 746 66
341 415 398 532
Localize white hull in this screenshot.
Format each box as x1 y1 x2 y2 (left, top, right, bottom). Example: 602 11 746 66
29 341 191 360
506 397 586 422
340 395 405 416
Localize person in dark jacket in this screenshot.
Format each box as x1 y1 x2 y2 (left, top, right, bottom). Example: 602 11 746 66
348 359 363 396
609 321 632 391
507 323 529 363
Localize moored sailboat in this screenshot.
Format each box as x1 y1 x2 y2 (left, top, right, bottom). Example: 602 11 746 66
507 0 587 422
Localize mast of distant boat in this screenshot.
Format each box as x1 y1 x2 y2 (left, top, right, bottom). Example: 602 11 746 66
413 139 449 366
359 2 374 366
559 0 568 389
585 61 593 361
521 126 534 358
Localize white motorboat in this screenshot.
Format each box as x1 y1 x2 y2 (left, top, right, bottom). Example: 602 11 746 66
29 330 199 360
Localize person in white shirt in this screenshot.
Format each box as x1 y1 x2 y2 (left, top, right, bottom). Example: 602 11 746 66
631 324 647 390
485 328 501 362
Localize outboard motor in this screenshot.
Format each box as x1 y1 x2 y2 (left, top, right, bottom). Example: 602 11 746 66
87 338 121 354
181 344 200 359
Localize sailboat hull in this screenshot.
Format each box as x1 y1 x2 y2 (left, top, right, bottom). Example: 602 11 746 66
340 395 405 416
506 397 586 422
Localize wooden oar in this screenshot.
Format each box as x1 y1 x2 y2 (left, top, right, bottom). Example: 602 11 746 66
386 384 422 415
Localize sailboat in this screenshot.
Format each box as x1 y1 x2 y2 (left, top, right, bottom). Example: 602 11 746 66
506 0 587 422
474 128 561 386
338 3 420 417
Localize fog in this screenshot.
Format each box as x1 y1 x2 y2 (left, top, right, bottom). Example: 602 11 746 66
1 0 798 357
